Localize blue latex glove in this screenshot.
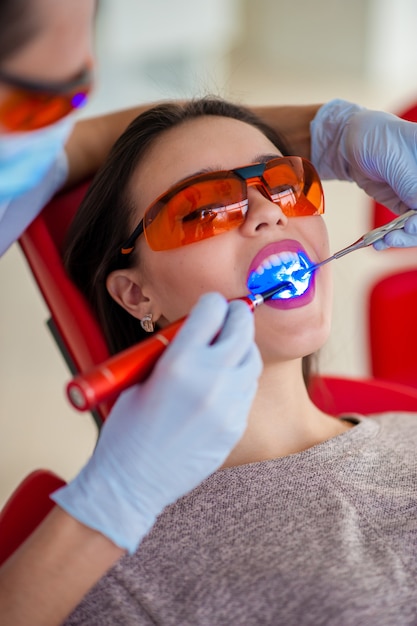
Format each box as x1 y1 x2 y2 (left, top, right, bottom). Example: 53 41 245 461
311 99 417 249
52 292 262 554
373 211 417 250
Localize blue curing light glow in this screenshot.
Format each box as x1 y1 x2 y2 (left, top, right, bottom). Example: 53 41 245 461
247 250 314 300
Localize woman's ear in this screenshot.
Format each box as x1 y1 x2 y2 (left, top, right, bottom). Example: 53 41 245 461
106 269 152 321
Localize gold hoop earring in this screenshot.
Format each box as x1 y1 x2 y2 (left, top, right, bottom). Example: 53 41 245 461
140 313 154 333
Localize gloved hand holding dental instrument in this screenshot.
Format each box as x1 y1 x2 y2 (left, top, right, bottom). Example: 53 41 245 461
311 99 417 249
299 209 417 277
53 292 262 554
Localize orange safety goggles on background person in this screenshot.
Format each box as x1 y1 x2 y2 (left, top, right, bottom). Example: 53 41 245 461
121 156 325 253
0 64 93 132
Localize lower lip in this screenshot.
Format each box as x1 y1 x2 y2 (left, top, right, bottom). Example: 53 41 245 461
263 276 316 310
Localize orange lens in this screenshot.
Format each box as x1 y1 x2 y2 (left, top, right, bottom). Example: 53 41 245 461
144 175 247 251
262 157 324 217
0 88 89 132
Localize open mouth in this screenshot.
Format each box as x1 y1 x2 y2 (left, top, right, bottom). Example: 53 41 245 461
247 250 314 300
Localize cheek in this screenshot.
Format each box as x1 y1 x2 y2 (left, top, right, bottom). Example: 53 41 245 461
310 218 333 325
306 217 330 261
142 243 235 322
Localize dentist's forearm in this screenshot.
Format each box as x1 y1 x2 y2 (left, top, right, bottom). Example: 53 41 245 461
64 102 322 187
64 104 156 187
0 505 124 626
251 103 322 159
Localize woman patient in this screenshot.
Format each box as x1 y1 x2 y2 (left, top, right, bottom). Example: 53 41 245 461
63 98 417 625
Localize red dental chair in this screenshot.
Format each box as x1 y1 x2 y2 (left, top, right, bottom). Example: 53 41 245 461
309 374 417 415
368 268 417 388
0 470 65 566
368 100 417 388
18 179 112 428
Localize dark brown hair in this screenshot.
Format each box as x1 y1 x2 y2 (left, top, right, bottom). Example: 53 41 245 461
64 97 314 383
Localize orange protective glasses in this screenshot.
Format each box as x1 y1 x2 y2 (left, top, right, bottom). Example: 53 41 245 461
121 156 325 254
0 65 92 132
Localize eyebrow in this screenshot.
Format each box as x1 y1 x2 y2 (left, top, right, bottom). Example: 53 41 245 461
175 152 282 185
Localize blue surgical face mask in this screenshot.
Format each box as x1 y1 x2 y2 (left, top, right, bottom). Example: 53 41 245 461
0 115 75 203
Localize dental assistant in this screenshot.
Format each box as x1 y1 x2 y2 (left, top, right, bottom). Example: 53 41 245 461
2 2 417 625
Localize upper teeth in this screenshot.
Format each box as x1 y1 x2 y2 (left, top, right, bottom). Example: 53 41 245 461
254 251 302 276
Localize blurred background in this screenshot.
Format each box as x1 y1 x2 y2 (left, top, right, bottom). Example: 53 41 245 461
1 0 417 505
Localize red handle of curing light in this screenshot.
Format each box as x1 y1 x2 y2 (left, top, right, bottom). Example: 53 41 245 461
66 296 256 412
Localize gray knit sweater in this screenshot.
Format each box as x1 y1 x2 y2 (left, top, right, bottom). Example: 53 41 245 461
65 413 417 625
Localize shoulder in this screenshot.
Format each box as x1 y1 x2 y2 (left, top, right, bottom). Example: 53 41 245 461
367 411 417 439
356 412 417 474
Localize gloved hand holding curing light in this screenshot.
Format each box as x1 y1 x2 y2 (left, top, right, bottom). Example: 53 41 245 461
311 99 417 249
52 292 262 554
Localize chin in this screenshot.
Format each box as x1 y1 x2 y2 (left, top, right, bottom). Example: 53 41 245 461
255 318 331 366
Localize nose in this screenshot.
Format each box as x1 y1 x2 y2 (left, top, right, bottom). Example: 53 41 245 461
240 185 289 236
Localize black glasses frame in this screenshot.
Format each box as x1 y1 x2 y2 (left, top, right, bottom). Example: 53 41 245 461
0 65 93 95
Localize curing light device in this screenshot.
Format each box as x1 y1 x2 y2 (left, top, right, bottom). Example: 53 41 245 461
66 281 294 413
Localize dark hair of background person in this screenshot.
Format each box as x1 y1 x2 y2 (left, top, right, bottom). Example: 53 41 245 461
64 97 315 384
0 0 41 63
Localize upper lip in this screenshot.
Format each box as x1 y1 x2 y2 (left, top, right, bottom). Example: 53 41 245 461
247 239 311 281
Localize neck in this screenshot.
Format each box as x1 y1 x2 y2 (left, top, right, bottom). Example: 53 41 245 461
222 359 352 468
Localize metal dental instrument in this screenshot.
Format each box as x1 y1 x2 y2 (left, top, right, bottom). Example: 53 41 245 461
297 208 417 279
